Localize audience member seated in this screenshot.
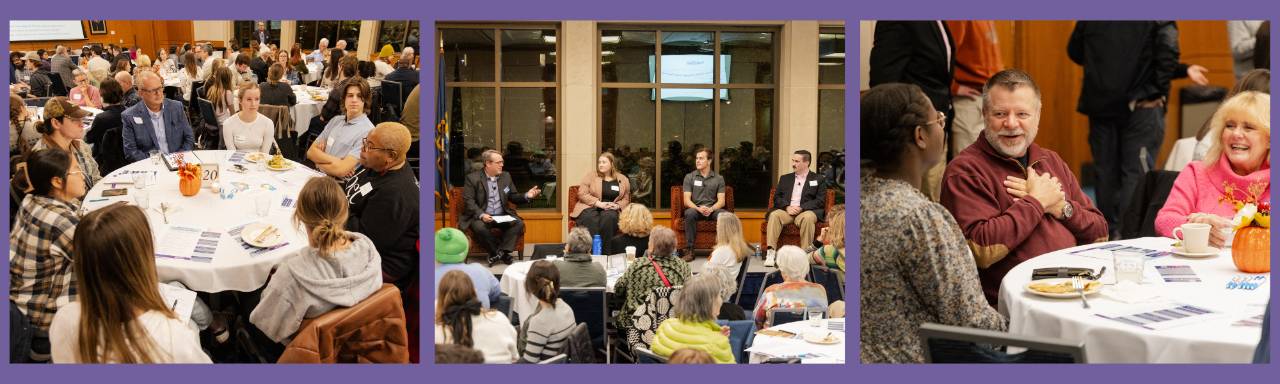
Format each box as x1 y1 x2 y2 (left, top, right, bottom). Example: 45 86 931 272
9 93 38 154
517 260 576 363
940 69 1107 305
859 83 1005 364
115 71 140 108
435 343 485 364
667 348 715 364
434 228 501 309
221 82 274 153
752 246 827 329
122 71 194 162
650 274 735 364
764 149 828 266
259 64 297 107
701 262 747 321
233 53 258 87
384 51 420 94
206 66 237 123
87 46 112 85
67 69 103 109
177 53 200 102
679 148 727 260
613 226 690 332
10 149 87 362
708 213 750 285
571 152 630 255
310 79 373 178
809 205 846 282
31 97 101 190
374 45 395 79
553 227 607 288
435 270 518 364
1156 91 1270 247
343 122 418 286
1192 69 1269 163
610 203 653 258
249 177 382 343
49 204 212 363
460 149 542 266
85 78 127 175
20 53 54 98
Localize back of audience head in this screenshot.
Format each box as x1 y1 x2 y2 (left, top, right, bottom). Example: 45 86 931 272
71 203 171 363
715 213 751 262
675 274 721 323
668 348 715 364
294 177 350 257
100 78 123 106
859 83 934 173
435 343 484 364
437 270 483 347
1232 69 1271 96
618 203 653 237
268 63 285 84
565 227 592 254
647 225 677 258
824 208 846 249
524 260 561 307
777 245 809 282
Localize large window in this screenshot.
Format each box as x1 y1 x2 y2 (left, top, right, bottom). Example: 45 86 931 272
818 27 845 204
600 27 776 209
233 20 280 48
442 25 560 209
296 21 362 52
377 21 421 53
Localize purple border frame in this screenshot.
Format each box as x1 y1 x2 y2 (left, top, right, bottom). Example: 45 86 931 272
0 0 1274 383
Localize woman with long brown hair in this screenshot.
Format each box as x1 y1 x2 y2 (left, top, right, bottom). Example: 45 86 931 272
205 66 237 123
435 270 517 363
48 203 211 363
250 177 382 342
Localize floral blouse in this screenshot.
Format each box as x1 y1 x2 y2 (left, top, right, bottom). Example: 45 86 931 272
859 173 1006 363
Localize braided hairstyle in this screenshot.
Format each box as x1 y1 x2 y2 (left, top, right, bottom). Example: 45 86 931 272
859 83 933 173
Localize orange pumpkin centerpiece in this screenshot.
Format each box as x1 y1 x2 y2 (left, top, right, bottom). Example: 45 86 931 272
176 154 202 196
1231 201 1270 273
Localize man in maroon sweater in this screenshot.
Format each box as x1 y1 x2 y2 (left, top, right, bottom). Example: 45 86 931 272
941 69 1109 306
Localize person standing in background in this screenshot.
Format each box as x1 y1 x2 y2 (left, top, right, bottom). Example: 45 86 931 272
945 20 1002 155
1228 20 1266 79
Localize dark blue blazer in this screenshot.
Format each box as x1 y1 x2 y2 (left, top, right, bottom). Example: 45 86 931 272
121 99 195 161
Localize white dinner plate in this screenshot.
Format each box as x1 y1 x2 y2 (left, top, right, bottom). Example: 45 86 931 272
803 332 841 345
266 160 295 171
1171 246 1221 258
242 223 283 248
1024 278 1102 299
244 152 268 163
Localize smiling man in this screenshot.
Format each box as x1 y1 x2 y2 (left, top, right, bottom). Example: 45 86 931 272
940 69 1108 306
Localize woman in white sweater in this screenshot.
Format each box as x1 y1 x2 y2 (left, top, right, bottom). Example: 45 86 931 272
435 270 518 364
222 82 275 153
706 213 751 289
49 204 211 363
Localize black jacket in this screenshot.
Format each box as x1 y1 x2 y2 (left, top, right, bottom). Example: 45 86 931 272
459 170 530 231
1069 21 1189 118
259 81 296 107
85 104 128 175
385 68 420 100
250 57 270 86
869 21 955 114
344 165 420 285
770 171 828 221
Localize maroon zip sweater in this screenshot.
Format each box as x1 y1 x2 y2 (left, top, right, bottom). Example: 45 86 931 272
941 136 1109 306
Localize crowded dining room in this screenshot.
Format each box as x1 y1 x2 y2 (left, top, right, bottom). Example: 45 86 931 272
859 19 1269 364
9 19 422 364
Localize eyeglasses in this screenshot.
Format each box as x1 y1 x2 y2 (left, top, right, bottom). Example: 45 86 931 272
361 138 395 155
139 87 164 95
922 111 946 128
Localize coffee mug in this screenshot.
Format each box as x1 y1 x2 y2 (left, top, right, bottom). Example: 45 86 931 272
1172 223 1212 253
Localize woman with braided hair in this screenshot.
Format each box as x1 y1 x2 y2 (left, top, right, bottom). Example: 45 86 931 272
516 261 576 363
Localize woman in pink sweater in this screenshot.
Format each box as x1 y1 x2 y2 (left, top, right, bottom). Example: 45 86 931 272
1156 91 1270 247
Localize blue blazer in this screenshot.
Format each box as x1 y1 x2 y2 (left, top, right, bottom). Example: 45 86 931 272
121 99 194 162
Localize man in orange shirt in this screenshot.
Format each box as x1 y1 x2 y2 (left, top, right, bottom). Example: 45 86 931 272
946 20 1004 155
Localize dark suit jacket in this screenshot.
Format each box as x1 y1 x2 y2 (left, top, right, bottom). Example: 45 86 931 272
250 57 270 85
121 99 195 161
770 171 828 221
1068 21 1185 118
869 21 955 115
460 171 531 231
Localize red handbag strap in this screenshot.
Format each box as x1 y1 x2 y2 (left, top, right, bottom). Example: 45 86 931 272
649 256 672 288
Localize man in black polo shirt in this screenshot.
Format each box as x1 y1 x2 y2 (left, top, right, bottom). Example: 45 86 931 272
680 148 727 261
344 122 420 287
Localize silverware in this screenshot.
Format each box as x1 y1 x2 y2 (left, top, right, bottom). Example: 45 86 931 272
1073 276 1091 309
1094 266 1107 280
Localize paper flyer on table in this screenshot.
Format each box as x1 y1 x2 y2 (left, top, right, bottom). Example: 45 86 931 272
155 225 204 260
1154 265 1201 282
1094 303 1224 331
157 283 198 321
162 151 203 170
228 221 290 257
1069 243 1170 261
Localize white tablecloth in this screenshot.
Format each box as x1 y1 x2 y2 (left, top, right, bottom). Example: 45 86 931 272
303 62 323 85
84 150 327 292
747 318 845 364
292 85 327 135
499 254 626 323
998 237 1269 363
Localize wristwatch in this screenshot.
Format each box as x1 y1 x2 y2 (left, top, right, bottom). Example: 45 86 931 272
1060 201 1074 220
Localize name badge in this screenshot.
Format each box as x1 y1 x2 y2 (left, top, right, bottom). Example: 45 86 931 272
693 180 703 187
503 186 510 194
359 182 373 196
809 180 818 187
610 185 620 191
73 94 82 100
326 137 335 148
133 116 144 124
234 135 246 143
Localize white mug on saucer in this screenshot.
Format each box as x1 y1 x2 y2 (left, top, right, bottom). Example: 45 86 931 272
1172 223 1212 253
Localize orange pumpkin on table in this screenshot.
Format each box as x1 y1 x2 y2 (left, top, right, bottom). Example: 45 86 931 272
178 163 202 196
1231 202 1270 273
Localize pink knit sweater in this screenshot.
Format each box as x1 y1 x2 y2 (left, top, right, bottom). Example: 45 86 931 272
1155 154 1271 238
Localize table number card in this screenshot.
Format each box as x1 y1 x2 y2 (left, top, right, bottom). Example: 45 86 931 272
201 162 220 187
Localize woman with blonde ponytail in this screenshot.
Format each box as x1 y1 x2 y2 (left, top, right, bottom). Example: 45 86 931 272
515 261 575 363
249 176 382 343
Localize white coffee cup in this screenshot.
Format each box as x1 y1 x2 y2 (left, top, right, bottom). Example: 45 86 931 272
1172 223 1212 253
625 246 637 261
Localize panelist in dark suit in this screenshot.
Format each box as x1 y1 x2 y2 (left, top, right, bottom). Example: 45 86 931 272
460 149 542 266
764 150 827 266
121 71 194 162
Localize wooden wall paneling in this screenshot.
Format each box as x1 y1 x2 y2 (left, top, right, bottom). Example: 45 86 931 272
1159 21 1234 167
1014 21 1091 178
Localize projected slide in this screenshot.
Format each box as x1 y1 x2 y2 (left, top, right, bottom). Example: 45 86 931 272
10 21 86 42
649 54 730 101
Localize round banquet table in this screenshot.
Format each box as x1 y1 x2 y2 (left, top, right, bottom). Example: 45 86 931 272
747 318 845 364
291 85 327 135
83 150 327 292
998 237 1269 363
499 254 626 323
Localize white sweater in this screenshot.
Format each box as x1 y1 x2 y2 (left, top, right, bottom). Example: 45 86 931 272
435 310 518 364
222 112 275 153
49 302 212 363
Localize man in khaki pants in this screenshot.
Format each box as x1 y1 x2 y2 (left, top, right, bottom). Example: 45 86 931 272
764 150 828 267
922 21 1005 201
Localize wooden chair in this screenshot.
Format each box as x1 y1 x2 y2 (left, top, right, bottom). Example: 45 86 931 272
447 187 525 257
567 185 580 229
759 186 837 249
669 186 734 252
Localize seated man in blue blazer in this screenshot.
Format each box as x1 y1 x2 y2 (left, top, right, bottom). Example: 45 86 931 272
122 71 194 162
